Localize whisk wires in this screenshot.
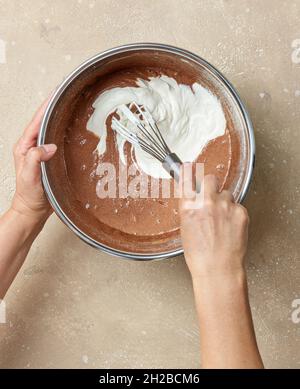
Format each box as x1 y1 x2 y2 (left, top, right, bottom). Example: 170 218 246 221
111 102 171 162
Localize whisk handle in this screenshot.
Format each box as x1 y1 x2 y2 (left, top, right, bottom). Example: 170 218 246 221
162 153 182 182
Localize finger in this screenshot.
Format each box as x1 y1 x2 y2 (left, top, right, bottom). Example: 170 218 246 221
219 189 234 203
180 163 196 199
13 93 55 173
15 94 52 156
235 203 250 222
202 174 219 199
179 163 209 213
15 133 38 158
21 144 57 184
23 90 55 151
24 98 50 138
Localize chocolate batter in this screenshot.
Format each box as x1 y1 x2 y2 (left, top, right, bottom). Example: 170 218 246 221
44 51 241 254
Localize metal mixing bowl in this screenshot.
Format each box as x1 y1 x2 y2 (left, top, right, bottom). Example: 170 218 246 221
38 43 255 260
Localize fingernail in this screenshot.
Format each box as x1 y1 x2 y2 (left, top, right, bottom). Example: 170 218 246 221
43 144 57 154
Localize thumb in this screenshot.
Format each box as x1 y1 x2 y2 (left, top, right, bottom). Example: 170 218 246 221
179 163 196 213
39 144 57 161
179 162 196 199
22 144 57 182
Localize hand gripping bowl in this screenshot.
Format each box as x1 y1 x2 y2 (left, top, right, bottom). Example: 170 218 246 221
38 43 255 260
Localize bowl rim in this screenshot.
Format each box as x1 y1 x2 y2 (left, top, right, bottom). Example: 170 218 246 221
38 42 255 261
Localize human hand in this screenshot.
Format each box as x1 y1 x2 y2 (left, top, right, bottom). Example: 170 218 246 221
179 170 264 369
179 170 249 281
11 99 57 224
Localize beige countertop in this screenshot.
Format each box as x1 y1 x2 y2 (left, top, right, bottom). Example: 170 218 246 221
0 0 300 368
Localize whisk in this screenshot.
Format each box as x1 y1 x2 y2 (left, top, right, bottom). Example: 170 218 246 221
111 102 182 181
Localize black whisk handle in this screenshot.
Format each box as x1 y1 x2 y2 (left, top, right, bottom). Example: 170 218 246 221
162 153 182 182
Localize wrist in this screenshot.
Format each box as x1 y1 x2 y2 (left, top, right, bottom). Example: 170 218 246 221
11 193 50 226
192 270 249 326
192 268 247 296
7 206 48 236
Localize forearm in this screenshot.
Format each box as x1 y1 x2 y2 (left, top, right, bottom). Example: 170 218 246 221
193 271 264 369
0 208 45 298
